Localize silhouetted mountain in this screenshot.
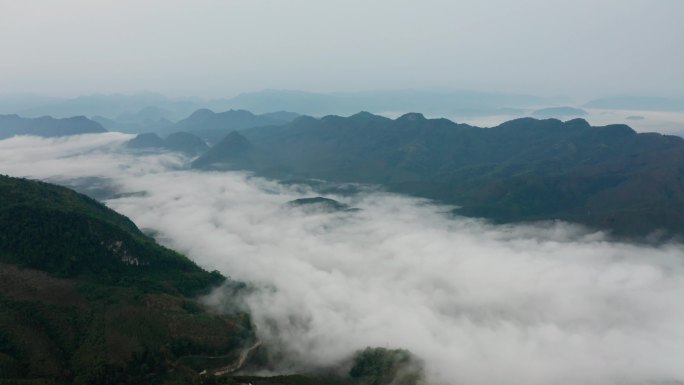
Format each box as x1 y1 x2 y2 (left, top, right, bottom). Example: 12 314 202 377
192 131 255 169
260 110 301 122
15 93 203 120
227 89 557 116
194 112 684 236
164 131 209 155
175 109 270 130
125 132 208 156
166 108 296 143
3 89 567 127
0 114 107 139
532 106 587 118
92 105 176 134
126 132 165 149
92 114 174 134
91 115 128 131
0 175 254 384
117 105 174 122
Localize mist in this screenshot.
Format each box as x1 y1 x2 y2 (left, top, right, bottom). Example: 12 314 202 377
2 134 684 385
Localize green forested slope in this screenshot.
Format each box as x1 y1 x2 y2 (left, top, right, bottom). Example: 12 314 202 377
0 175 254 384
193 113 684 236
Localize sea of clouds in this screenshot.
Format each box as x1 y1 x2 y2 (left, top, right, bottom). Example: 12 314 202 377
2 133 684 385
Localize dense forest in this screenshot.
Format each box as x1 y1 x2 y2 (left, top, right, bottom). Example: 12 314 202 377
192 113 684 237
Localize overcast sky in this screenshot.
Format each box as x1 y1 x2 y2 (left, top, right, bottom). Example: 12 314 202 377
1 0 682 99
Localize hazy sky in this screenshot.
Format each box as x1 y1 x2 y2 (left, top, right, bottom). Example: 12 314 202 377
1 0 682 98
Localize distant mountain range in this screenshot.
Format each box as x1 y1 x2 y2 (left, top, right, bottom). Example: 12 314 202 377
4 105 684 237
122 108 301 154
166 109 299 143
224 89 553 116
2 91 681 130
6 93 203 121
0 114 107 139
0 89 566 122
193 112 684 237
532 106 588 118
91 105 176 134
126 131 209 155
0 107 297 148
94 107 299 140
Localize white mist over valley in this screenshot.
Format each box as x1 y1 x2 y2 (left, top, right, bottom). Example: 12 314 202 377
2 134 684 385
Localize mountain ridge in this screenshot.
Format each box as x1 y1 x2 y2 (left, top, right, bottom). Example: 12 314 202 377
0 114 106 139
193 112 684 237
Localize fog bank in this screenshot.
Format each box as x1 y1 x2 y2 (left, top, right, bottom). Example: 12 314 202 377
2 134 684 385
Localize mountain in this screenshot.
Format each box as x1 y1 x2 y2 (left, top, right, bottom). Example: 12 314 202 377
0 175 256 384
174 109 283 131
126 132 166 149
194 112 684 237
6 93 296 125
226 89 556 116
164 131 209 155
0 176 421 385
532 106 587 118
93 108 299 138
166 108 297 144
191 131 255 169
117 105 175 122
92 106 175 134
15 93 204 120
0 114 107 139
0 174 229 293
125 132 209 156
3 89 566 128
260 111 301 122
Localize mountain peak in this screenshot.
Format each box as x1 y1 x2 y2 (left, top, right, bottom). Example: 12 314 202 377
351 111 377 119
205 131 251 156
191 131 253 169
188 108 215 119
164 131 208 155
564 118 590 128
292 115 319 125
397 112 426 122
0 114 106 139
217 109 256 118
126 132 165 149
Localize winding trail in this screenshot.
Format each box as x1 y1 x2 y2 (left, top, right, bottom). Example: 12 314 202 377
213 338 263 376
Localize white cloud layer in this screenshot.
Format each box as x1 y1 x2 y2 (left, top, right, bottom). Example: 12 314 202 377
2 134 684 385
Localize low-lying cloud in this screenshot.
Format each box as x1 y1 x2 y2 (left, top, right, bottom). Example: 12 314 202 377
2 134 684 385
